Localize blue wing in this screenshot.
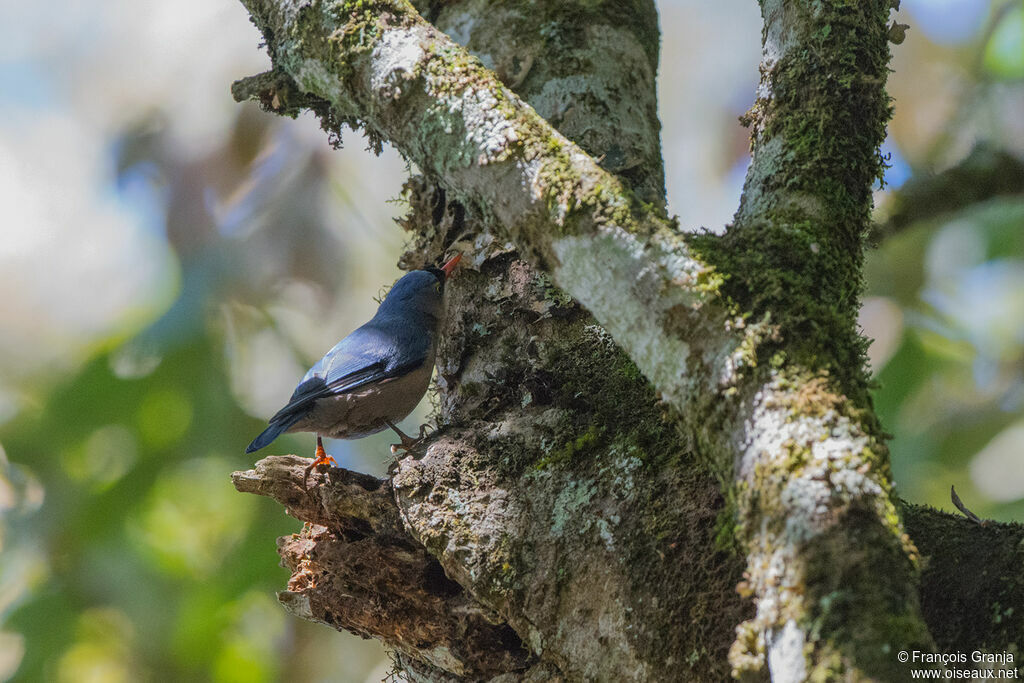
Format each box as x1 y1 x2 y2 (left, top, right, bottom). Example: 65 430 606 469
245 315 432 454
270 316 431 422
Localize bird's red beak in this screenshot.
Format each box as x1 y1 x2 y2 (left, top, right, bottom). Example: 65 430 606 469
440 253 462 278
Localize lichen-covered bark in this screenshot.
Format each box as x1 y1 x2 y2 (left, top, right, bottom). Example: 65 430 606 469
235 1 750 679
414 0 664 204
230 0 1024 680
708 3 932 678
388 4 745 678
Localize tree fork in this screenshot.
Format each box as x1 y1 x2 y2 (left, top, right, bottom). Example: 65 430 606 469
231 0 1024 679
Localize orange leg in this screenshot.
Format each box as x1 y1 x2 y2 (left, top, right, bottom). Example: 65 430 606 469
303 435 337 491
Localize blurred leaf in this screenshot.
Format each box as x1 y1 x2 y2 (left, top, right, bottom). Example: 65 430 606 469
983 4 1024 79
0 631 25 681
130 458 256 579
61 425 138 492
57 608 139 683
136 389 193 450
212 592 285 683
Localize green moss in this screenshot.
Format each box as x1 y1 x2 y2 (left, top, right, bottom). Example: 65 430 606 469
532 271 574 309
690 220 873 409
484 316 666 478
623 451 751 679
801 520 935 680
902 502 1024 653
712 491 741 554
688 0 895 409
759 0 893 211
533 425 601 470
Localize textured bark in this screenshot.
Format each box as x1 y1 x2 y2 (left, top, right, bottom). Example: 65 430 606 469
232 456 532 677
901 502 1024 655
230 0 1024 680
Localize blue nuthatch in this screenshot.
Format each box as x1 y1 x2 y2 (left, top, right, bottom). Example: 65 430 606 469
246 254 461 486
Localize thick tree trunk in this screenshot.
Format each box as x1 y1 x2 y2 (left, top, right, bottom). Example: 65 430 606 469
230 1 1024 680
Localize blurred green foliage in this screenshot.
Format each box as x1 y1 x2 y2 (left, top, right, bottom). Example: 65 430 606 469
867 196 1024 523
1 337 293 681
0 91 402 683
983 3 1024 78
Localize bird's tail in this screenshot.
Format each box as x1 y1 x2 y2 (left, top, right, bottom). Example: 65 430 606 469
245 414 302 454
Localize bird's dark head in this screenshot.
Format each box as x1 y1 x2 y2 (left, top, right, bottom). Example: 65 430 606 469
423 253 462 289
378 253 461 322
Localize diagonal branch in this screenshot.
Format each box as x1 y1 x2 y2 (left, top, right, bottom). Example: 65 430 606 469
232 0 1024 678
231 0 730 416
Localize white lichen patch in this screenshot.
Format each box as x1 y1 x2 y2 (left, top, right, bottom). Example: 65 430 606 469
609 453 642 497
517 143 596 226
551 232 700 408
732 372 898 676
527 625 545 655
732 540 808 677
426 75 519 165
595 518 616 552
739 376 883 537
767 619 808 683
729 618 767 675
294 58 346 106
370 27 426 100
517 156 547 205
550 478 597 537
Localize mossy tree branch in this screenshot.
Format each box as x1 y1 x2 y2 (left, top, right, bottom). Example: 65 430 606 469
231 0 1024 679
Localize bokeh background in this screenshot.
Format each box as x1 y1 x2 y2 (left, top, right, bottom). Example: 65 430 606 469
1 0 1021 680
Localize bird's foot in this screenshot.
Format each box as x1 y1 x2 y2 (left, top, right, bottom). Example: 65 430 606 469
303 436 338 492
386 421 430 455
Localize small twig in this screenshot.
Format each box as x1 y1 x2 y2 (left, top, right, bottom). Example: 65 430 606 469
950 485 986 526
231 69 330 118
